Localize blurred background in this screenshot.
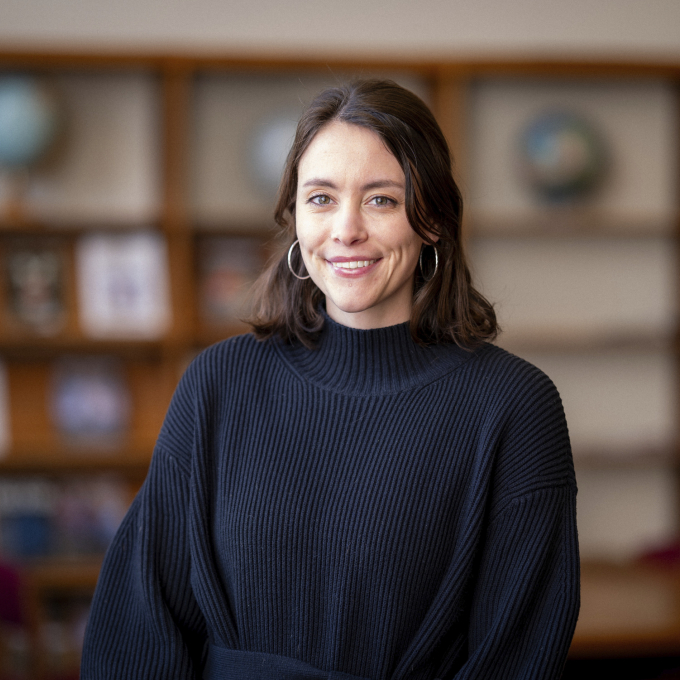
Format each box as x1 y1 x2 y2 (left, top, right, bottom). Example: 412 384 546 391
0 1 679 678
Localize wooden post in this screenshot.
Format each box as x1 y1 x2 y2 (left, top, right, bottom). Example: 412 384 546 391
430 70 472 242
430 70 469 186
160 64 195 354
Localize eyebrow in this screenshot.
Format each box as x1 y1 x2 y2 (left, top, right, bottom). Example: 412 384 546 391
301 178 404 191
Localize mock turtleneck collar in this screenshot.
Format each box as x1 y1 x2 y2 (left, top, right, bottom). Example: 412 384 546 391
274 313 475 396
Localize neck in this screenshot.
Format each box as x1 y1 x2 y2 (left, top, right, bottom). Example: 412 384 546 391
324 292 413 330
274 312 473 397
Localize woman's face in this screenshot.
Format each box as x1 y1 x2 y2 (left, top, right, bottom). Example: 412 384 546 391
295 121 426 330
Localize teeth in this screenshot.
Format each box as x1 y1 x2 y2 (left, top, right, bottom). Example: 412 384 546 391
333 259 377 269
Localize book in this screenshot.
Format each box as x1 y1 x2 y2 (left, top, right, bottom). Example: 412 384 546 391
53 475 130 555
3 239 66 336
0 359 10 458
0 474 130 558
49 356 130 449
0 478 55 558
198 236 263 325
75 231 171 339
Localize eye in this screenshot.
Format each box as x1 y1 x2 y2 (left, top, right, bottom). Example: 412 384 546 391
309 193 332 206
369 195 397 207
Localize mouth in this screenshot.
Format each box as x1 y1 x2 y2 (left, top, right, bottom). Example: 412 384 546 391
326 258 381 277
331 259 378 270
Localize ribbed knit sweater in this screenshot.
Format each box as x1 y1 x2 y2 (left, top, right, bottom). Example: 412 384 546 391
82 316 579 680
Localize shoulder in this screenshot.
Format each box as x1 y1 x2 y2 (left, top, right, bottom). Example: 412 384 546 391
188 332 269 377
467 341 552 382
179 331 285 395
467 343 567 439
458 342 563 416
468 345 576 503
155 333 275 458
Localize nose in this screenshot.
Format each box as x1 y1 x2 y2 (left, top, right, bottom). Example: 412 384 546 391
331 202 368 246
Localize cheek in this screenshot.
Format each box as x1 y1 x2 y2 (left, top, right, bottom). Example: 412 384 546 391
297 219 333 267
390 226 423 261
294 212 312 248
294 219 327 287
399 237 425 280
296 226 322 258
295 207 317 238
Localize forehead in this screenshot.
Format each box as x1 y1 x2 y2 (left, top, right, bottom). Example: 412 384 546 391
297 121 403 180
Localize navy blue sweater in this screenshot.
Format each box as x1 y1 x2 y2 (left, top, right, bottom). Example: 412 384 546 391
82 316 579 679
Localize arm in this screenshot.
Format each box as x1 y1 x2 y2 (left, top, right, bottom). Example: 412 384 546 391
456 485 579 680
81 370 207 679
456 366 579 680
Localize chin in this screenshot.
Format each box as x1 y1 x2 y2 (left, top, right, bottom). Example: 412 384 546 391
330 304 375 317
326 294 377 315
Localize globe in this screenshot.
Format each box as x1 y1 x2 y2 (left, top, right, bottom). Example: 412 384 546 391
519 111 606 203
0 76 60 170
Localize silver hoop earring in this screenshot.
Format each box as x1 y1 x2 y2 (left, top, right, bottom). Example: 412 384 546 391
419 244 439 282
287 239 311 280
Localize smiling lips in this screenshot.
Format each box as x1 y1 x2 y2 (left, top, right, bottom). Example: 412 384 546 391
327 258 381 276
332 259 378 270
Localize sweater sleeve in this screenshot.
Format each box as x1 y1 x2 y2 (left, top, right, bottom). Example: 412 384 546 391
454 364 580 680
81 369 207 679
454 485 579 680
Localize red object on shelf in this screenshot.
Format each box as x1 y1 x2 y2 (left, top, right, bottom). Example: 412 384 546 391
638 540 680 568
0 561 23 626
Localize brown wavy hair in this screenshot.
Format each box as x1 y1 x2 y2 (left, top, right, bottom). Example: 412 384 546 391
247 79 497 349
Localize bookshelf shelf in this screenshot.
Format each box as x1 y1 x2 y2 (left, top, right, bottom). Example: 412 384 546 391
571 562 680 658
0 444 152 473
496 330 676 354
467 211 679 239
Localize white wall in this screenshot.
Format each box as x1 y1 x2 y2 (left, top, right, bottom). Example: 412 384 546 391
1 0 680 60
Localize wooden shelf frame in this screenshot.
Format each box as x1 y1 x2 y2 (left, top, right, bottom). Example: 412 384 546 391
0 50 679 670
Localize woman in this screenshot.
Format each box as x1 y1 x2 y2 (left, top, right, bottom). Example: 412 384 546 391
82 79 579 680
